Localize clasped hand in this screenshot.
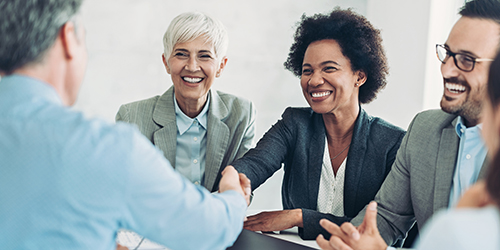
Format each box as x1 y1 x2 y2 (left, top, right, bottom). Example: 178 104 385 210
219 165 252 205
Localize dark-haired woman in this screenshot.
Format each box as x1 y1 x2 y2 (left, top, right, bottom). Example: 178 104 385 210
229 8 405 240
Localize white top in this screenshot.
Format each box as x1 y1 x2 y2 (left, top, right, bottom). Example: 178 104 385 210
317 137 346 216
415 206 500 250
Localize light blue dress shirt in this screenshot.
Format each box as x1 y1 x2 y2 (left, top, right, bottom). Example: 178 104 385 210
174 93 209 185
415 206 500 250
448 117 487 207
0 75 246 250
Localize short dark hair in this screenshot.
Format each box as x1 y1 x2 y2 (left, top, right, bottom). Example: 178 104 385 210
460 0 500 24
486 52 500 207
0 0 83 74
284 8 388 104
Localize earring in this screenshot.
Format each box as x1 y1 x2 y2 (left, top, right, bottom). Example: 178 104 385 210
216 73 220 77
355 83 359 86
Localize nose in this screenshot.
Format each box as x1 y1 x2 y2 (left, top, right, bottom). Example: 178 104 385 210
308 71 324 87
440 55 460 78
185 56 199 72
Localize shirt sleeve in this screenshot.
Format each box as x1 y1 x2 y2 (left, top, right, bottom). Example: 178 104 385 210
117 125 247 250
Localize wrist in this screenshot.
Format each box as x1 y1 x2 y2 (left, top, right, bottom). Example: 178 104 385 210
293 208 303 227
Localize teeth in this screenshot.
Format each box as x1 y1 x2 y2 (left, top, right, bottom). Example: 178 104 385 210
311 91 331 98
183 77 203 83
445 83 466 93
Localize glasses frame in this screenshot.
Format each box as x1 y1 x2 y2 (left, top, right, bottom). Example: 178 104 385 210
435 44 494 72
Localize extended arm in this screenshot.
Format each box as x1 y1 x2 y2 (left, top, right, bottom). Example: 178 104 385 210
119 127 247 250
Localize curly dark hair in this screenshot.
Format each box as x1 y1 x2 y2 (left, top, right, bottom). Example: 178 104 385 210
284 8 388 104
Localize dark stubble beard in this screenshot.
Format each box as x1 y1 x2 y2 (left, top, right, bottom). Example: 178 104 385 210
440 77 484 127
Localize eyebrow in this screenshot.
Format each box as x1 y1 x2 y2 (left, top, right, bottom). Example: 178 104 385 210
302 60 341 67
444 44 478 58
173 48 213 54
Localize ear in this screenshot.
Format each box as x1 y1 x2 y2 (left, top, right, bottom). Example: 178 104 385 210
355 70 367 87
216 56 228 78
59 21 79 60
162 53 171 74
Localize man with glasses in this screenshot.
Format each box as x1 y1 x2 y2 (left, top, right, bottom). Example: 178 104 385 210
316 0 500 249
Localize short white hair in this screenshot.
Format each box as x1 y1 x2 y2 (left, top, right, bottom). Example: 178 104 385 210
163 12 228 61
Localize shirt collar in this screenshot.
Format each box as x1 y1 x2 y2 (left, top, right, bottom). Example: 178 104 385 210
455 116 483 138
174 92 210 135
0 74 62 105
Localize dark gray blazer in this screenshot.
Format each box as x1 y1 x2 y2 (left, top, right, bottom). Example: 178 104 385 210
116 86 256 192
232 107 405 240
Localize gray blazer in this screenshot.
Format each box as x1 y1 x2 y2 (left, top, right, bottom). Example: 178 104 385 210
351 109 488 246
232 107 405 240
116 86 256 192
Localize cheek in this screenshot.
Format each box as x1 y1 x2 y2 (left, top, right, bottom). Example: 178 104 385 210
300 78 308 90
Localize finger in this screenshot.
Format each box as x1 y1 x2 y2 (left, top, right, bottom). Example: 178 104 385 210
339 222 360 241
363 201 379 234
244 219 266 231
239 173 251 188
320 219 344 237
316 234 335 250
329 235 355 250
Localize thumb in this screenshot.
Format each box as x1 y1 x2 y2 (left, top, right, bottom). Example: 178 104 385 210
363 201 379 234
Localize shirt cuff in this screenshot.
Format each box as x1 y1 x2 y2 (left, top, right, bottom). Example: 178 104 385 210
387 247 397 250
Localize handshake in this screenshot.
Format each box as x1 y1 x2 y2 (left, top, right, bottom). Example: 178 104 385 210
219 165 252 206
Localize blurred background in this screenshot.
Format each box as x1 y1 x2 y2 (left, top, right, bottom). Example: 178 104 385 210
77 0 466 210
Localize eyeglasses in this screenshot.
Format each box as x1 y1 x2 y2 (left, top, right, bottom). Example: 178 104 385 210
436 44 493 72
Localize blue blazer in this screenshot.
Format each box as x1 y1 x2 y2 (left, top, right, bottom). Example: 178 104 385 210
232 107 405 239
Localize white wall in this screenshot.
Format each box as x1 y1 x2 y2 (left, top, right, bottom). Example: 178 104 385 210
76 0 463 211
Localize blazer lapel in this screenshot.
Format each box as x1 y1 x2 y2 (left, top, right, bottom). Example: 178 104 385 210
308 113 326 210
152 86 177 167
204 90 230 191
433 118 459 212
343 109 368 213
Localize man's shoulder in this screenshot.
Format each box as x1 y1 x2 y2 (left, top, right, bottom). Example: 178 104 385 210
410 109 457 131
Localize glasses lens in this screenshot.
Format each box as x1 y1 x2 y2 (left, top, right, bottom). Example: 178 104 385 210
456 54 474 71
436 45 447 62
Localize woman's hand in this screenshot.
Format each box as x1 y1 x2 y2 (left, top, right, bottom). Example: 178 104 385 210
243 209 303 232
456 181 494 208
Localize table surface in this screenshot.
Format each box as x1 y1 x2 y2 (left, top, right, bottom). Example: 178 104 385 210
245 209 320 249
116 210 320 250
